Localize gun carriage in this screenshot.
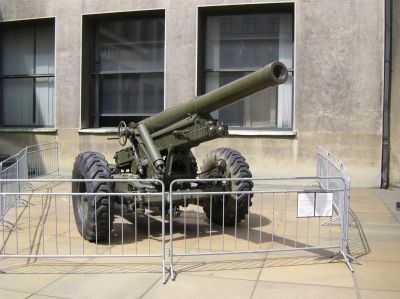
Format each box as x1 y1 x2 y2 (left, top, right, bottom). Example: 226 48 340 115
72 61 288 241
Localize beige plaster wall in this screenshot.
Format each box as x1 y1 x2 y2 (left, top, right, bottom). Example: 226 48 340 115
0 0 385 186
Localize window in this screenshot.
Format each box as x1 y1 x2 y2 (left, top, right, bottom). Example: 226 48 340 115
199 7 293 129
0 20 55 127
85 13 165 127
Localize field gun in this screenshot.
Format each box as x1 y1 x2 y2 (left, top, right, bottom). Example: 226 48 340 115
72 61 288 241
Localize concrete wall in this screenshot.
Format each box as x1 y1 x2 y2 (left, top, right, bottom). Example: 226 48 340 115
390 0 400 186
0 0 385 186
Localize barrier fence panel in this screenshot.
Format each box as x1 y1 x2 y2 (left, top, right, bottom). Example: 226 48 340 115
316 146 351 205
26 143 59 179
0 178 167 283
316 146 356 259
0 143 59 228
1 146 358 283
168 176 357 280
0 149 29 228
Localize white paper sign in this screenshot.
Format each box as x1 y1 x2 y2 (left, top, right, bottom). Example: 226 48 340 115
297 193 315 217
315 193 333 217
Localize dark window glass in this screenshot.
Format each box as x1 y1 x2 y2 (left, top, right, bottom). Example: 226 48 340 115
92 16 165 127
0 21 55 127
203 12 293 129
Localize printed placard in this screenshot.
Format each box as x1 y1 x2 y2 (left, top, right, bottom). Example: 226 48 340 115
297 192 334 217
297 193 315 217
315 192 333 217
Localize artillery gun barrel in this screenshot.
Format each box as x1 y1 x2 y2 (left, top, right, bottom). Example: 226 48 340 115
143 61 288 133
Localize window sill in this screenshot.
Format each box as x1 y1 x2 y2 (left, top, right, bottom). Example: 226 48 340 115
78 127 297 137
0 128 57 133
228 129 297 137
78 128 117 134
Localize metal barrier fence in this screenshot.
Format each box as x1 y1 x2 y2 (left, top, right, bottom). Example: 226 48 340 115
26 143 59 179
0 147 28 181
0 149 29 228
316 147 358 268
0 178 167 283
316 146 351 200
316 147 354 223
0 148 358 283
168 176 357 280
0 143 59 228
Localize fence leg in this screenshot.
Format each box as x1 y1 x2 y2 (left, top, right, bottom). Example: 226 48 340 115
161 187 166 284
169 191 175 281
330 250 361 272
329 185 360 273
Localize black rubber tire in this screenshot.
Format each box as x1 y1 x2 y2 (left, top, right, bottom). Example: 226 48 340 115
72 152 114 242
200 148 253 226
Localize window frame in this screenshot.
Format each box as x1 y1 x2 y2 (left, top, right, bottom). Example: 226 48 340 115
0 18 55 128
197 4 294 132
82 10 165 129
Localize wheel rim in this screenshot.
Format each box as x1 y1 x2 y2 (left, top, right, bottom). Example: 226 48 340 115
77 182 89 222
118 121 128 146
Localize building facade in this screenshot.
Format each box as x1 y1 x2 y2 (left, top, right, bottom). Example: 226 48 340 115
0 0 398 187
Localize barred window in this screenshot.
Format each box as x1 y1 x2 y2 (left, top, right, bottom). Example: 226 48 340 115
88 14 165 127
0 20 55 127
200 10 293 129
